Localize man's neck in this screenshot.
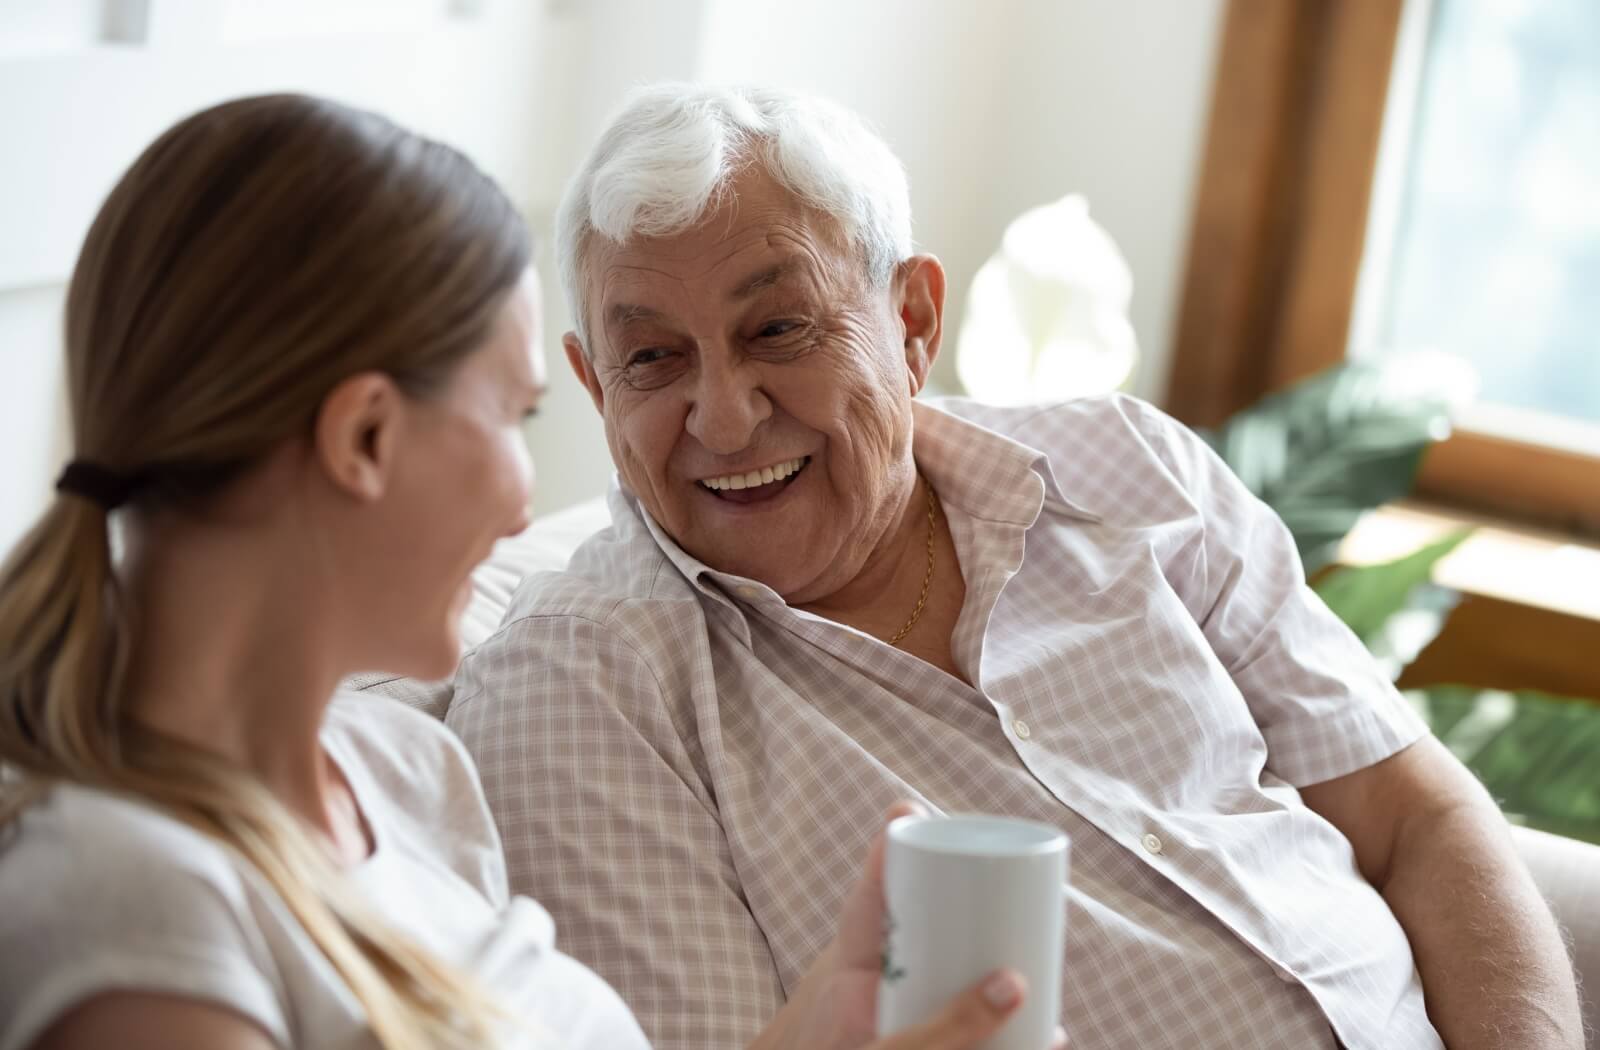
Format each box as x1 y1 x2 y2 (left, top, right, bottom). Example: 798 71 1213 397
795 474 966 668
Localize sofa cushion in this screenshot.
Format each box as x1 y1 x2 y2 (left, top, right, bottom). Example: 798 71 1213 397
1508 824 1600 1041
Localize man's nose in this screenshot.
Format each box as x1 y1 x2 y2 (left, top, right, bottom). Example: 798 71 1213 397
684 351 771 455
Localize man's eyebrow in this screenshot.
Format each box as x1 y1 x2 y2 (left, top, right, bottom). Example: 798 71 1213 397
730 260 801 301
604 302 665 329
603 261 804 326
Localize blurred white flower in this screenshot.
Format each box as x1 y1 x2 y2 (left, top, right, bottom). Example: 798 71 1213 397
956 194 1138 404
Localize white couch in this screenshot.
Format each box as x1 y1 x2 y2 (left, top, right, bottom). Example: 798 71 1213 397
350 496 1600 1042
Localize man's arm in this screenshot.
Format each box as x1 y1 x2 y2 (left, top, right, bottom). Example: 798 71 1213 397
1122 399 1582 1047
1301 736 1582 1048
447 613 785 1050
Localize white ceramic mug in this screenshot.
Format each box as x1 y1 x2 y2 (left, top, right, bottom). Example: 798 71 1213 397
877 813 1068 1050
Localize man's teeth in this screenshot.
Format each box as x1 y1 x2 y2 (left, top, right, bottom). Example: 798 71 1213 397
699 457 807 492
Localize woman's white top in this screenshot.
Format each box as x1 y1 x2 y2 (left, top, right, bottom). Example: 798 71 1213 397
0 692 651 1050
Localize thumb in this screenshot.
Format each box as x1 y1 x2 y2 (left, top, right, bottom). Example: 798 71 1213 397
835 801 926 970
870 969 1028 1050
864 800 925 898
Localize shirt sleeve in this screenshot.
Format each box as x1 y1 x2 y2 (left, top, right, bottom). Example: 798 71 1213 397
1130 398 1430 787
0 799 288 1050
447 613 785 1050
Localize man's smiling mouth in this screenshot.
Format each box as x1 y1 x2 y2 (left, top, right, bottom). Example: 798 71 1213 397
697 456 810 503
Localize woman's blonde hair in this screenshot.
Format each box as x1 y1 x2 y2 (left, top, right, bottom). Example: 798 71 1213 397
0 94 532 1049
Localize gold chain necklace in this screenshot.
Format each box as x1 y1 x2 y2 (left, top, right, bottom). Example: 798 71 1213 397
888 479 938 646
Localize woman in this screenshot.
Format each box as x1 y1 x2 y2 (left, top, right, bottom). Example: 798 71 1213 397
0 96 1055 1050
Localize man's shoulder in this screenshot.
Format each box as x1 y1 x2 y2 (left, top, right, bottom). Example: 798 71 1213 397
928 393 1201 500
504 518 700 624
929 391 1178 448
465 513 712 691
451 517 715 744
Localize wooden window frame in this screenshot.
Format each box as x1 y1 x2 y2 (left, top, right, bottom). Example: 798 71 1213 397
1166 0 1600 537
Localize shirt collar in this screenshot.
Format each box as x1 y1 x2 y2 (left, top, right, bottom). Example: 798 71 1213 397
613 399 1102 609
912 399 1102 529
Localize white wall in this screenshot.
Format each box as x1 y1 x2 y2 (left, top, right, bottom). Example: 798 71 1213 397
526 0 1226 517
0 0 584 552
687 0 1224 403
1 0 1223 556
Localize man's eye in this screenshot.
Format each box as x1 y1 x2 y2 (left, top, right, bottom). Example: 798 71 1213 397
627 348 674 367
757 320 801 339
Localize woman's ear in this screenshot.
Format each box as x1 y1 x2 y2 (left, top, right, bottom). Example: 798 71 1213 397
897 254 946 395
314 372 404 502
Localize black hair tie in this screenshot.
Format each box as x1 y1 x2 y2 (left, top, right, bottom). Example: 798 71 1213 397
55 460 140 511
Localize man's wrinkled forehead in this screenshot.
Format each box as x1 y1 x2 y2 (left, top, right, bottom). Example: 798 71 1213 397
589 226 855 342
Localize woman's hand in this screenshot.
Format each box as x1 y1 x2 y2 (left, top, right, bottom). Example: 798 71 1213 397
862 967 1046 1050
752 802 1065 1050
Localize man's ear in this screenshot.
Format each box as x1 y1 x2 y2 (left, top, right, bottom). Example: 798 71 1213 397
897 254 946 395
314 372 402 502
564 332 606 415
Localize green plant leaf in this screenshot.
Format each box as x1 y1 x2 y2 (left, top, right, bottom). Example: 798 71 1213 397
1202 361 1456 574
1313 529 1472 643
1359 582 1462 682
1411 686 1600 846
1202 360 1600 847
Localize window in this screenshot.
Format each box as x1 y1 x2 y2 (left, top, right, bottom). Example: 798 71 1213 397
1353 0 1600 455
1168 0 1600 534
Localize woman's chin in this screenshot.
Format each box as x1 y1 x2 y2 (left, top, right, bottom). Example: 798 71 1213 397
382 629 463 684
355 597 467 685
424 627 465 681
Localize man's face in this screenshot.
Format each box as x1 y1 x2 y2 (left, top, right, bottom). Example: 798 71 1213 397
566 169 941 603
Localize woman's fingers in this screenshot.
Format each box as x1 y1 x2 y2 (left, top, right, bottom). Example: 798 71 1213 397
865 800 927 887
842 805 1067 1050
834 801 930 970
867 969 1031 1050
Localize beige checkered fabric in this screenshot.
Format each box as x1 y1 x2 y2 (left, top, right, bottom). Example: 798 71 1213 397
450 395 1442 1050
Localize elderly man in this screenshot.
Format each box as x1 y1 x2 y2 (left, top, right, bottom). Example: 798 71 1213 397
448 84 1579 1049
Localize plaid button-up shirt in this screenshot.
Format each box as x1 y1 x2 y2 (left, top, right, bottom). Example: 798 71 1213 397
450 395 1441 1050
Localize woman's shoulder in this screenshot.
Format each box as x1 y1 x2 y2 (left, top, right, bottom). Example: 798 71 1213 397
1 781 251 901
0 784 288 1050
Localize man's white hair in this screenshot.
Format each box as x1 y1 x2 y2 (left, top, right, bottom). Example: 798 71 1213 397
555 82 914 347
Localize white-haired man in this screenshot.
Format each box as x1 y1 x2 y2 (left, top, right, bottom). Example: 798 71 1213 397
449 83 1580 1050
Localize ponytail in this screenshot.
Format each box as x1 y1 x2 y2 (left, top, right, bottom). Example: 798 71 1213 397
2 92 554 1049
0 494 525 1049
0 495 126 791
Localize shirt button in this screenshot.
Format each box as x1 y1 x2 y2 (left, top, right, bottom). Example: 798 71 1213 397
1012 719 1031 740
1141 833 1164 855
736 586 761 601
